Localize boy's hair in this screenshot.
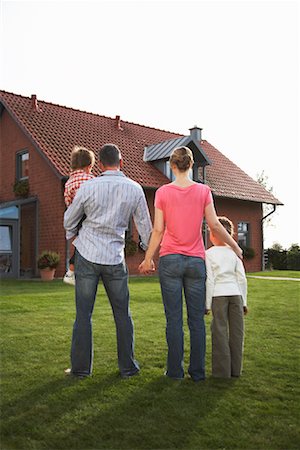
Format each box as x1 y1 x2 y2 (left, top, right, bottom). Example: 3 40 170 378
218 216 234 236
98 143 121 167
169 146 194 172
71 146 95 170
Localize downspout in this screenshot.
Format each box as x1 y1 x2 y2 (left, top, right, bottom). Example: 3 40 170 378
62 176 70 271
261 204 277 270
35 198 39 277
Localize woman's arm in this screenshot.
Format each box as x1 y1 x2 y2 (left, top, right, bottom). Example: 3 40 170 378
138 207 164 274
205 202 243 259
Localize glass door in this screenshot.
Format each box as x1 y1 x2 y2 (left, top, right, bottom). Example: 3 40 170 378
0 220 19 278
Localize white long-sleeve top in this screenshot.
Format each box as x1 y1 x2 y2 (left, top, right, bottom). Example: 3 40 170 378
205 245 247 309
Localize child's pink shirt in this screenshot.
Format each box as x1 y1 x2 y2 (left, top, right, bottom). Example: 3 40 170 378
155 183 213 259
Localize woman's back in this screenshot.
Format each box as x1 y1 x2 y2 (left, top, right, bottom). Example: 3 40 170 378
155 183 212 258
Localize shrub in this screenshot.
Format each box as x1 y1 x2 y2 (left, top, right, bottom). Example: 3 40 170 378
287 244 300 270
241 246 255 260
37 251 60 269
125 239 138 257
266 248 287 270
13 179 29 198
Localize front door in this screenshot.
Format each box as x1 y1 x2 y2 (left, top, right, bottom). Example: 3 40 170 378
0 219 19 278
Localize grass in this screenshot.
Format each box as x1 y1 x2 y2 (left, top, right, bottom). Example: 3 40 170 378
248 270 300 278
0 275 299 450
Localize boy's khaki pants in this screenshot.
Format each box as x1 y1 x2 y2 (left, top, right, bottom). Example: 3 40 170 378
211 295 244 378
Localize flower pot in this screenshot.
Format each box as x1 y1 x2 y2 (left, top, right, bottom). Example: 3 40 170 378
40 268 56 281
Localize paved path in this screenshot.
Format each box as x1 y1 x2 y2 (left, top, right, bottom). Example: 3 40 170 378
247 276 300 281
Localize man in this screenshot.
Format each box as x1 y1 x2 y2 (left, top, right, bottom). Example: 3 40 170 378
64 143 152 378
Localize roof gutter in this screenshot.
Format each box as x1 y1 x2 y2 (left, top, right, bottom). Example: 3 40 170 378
261 204 277 223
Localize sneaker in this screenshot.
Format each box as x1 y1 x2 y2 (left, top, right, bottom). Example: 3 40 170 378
63 271 75 286
64 368 88 379
164 371 184 380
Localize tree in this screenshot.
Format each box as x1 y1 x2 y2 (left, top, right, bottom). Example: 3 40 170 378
256 170 277 226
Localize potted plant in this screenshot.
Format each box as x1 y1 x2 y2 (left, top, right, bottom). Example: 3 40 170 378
13 179 29 198
124 238 138 257
37 250 60 281
241 246 255 260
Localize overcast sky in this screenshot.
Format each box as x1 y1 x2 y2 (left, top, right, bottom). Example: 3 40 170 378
1 0 299 248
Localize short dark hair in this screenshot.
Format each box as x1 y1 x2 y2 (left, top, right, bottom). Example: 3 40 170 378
71 146 95 170
98 144 121 167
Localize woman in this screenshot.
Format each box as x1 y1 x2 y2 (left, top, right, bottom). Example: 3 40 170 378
139 147 242 381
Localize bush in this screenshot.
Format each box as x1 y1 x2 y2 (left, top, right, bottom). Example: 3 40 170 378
37 251 60 269
13 179 29 198
241 246 255 260
125 239 138 257
266 248 287 270
287 244 300 271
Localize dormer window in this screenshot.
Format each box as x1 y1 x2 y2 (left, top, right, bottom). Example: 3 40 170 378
144 132 211 184
165 161 175 181
16 150 29 180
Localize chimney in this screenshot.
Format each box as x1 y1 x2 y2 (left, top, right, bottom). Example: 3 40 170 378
189 125 202 142
31 94 40 111
115 115 123 131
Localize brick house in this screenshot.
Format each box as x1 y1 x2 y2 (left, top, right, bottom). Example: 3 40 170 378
0 90 282 279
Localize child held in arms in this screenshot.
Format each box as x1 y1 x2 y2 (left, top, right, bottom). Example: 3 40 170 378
205 216 248 378
63 146 95 285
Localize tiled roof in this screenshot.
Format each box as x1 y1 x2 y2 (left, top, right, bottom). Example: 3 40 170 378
0 90 282 204
202 141 282 204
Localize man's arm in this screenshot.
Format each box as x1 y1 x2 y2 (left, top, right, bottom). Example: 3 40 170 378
132 192 153 249
64 189 85 239
138 207 164 274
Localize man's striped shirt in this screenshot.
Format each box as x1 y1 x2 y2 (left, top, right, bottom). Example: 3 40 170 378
64 170 152 265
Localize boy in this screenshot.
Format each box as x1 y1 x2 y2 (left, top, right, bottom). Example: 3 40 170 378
63 146 95 285
205 216 248 378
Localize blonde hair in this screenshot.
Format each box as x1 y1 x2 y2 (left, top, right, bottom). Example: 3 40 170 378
218 216 234 236
169 146 194 172
71 146 95 170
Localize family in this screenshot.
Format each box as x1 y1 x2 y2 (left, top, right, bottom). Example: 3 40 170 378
63 143 248 381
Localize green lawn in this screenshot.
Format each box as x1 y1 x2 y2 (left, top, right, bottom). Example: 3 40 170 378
0 276 299 450
248 270 300 278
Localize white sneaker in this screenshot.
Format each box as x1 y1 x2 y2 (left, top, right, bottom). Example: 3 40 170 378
63 271 75 286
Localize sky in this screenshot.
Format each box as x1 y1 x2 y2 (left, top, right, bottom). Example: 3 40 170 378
0 0 299 249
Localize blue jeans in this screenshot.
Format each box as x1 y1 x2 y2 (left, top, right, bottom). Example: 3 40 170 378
159 254 206 381
71 250 139 377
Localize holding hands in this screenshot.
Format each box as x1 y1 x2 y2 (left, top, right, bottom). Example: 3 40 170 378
138 258 155 274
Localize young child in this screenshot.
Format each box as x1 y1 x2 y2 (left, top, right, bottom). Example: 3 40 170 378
205 216 248 378
63 146 95 285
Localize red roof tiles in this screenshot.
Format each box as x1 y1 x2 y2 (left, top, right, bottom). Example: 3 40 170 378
0 90 282 205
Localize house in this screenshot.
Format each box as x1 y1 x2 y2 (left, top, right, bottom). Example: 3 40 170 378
0 90 282 279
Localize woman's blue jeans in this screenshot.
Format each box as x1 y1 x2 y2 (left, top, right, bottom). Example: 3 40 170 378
159 254 206 381
71 250 139 377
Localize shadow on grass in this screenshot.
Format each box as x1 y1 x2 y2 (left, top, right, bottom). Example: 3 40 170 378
1 370 236 450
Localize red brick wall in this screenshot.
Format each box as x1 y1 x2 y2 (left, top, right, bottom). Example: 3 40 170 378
213 197 263 272
1 110 66 277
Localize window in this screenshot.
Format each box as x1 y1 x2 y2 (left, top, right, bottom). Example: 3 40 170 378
16 151 29 180
165 161 194 181
238 222 250 247
165 161 174 181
